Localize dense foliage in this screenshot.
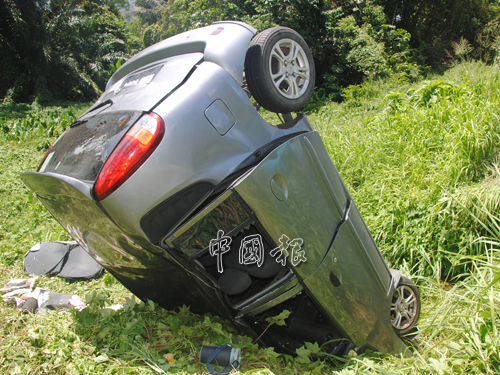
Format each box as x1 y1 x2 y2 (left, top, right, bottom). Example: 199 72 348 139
128 0 500 97
0 0 128 103
376 0 500 66
2 1 500 104
128 0 420 98
319 63 500 278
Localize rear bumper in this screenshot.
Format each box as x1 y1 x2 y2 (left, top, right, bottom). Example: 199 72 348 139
20 172 229 316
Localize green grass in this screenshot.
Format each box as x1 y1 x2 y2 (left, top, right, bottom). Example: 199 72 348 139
0 102 90 145
306 61 500 279
0 61 499 374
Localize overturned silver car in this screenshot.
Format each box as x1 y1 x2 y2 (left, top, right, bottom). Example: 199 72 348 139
22 21 420 357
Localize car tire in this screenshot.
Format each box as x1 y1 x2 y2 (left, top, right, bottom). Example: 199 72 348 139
245 27 315 113
390 276 421 336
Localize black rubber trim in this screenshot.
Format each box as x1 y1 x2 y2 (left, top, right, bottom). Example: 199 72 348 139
140 182 214 244
81 99 114 118
150 57 204 112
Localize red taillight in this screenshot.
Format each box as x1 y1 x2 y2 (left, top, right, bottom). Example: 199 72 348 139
94 112 165 200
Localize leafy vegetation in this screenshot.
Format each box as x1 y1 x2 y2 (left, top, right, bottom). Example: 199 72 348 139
0 103 88 268
128 0 421 97
0 1 128 103
126 0 500 98
0 61 499 374
0 103 89 144
375 0 500 67
4 0 500 104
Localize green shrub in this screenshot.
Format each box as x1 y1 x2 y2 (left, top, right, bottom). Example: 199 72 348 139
0 105 87 143
143 24 163 47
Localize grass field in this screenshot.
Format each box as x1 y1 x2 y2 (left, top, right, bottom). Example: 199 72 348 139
0 61 499 374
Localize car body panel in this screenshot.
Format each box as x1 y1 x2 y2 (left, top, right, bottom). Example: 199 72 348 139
302 205 402 353
233 132 347 280
231 133 405 352
20 172 232 316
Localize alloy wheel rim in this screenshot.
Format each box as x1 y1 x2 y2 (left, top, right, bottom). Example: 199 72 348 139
391 285 418 330
268 38 310 99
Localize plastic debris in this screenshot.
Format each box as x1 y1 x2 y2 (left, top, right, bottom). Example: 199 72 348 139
0 278 85 314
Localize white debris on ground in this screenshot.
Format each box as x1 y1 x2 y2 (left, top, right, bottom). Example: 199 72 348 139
0 277 123 314
0 277 85 313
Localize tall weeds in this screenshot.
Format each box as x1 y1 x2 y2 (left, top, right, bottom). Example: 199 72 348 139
311 62 500 278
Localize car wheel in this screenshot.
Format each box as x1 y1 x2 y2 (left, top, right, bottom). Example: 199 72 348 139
390 277 421 336
245 27 315 113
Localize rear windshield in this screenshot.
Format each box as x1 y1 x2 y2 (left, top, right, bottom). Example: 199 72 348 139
39 111 142 181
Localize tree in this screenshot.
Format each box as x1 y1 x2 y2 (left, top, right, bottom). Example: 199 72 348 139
0 0 49 101
129 0 416 94
0 0 129 103
375 0 500 66
244 1 413 93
